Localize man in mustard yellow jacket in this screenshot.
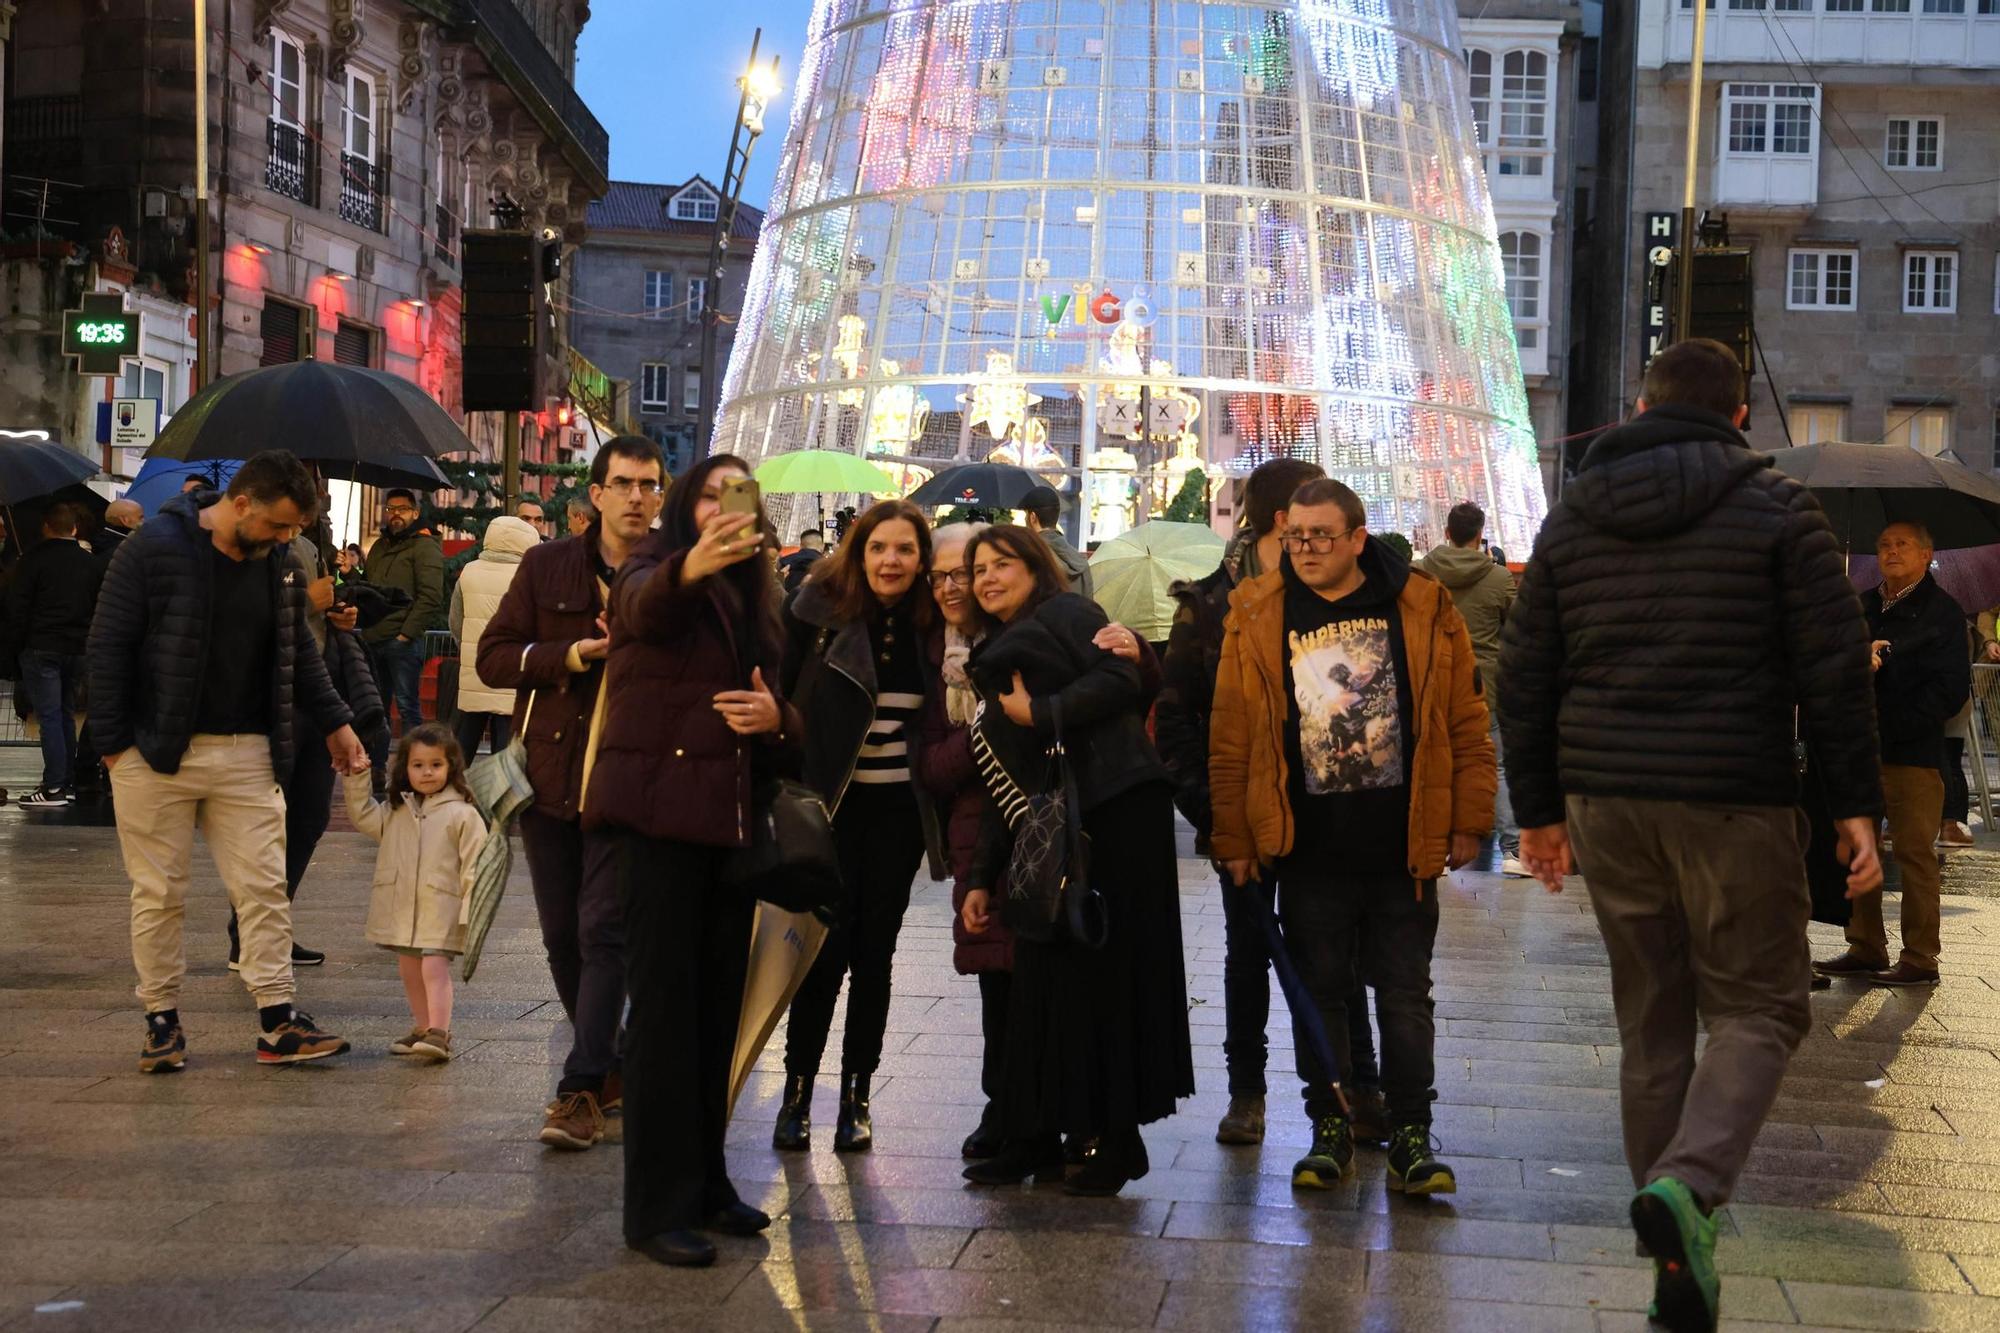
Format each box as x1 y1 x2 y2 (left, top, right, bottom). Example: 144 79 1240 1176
1210 477 1495 1199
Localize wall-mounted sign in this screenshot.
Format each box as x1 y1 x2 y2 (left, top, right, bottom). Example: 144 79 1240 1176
1642 212 1677 366
111 397 160 448
62 293 142 376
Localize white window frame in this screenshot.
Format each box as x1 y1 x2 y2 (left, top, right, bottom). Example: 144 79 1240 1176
1786 248 1858 310
670 185 720 223
685 276 707 324
1722 83 1818 158
1884 115 1943 172
270 30 305 128
640 363 671 411
1902 250 1957 313
1885 405 1952 457
643 270 673 318
1497 230 1547 354
1788 403 1849 445
1465 49 1492 147
1993 253 2000 315
342 69 376 161
682 368 702 413
1497 49 1550 177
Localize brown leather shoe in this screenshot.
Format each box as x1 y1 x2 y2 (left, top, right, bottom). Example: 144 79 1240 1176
539 1089 604 1150
1940 820 1974 847
1348 1086 1389 1146
1814 950 1888 976
1870 962 1941 988
1215 1094 1266 1145
600 1069 624 1144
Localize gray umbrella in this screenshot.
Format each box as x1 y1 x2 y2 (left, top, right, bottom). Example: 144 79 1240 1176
1765 443 2000 552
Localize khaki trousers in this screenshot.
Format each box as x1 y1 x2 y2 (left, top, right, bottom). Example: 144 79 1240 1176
1846 763 1945 971
1567 795 1813 1210
111 735 294 1012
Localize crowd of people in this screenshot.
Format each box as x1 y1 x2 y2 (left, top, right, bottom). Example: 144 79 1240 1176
0 337 1985 1331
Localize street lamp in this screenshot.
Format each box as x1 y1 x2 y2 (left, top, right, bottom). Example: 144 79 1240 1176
696 31 783 459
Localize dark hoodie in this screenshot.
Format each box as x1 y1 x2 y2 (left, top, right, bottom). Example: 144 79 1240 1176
1497 403 1882 828
1279 538 1415 875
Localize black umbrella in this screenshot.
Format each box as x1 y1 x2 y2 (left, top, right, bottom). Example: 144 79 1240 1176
147 361 470 473
906 462 1048 509
1766 443 2000 552
0 436 99 505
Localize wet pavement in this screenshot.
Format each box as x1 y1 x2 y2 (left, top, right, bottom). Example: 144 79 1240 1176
3 769 2000 1332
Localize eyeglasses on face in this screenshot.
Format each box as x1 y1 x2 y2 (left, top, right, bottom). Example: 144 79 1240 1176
602 477 663 496
385 504 419 516
1281 528 1355 554
929 568 971 589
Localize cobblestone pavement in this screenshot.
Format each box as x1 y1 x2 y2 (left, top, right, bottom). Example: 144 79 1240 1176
4 792 2000 1332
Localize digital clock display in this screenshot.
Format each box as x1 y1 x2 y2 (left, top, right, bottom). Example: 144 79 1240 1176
76 321 128 345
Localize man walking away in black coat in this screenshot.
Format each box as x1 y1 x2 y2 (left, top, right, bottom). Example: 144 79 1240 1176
8 503 105 805
1816 521 1969 989
1499 339 1884 1333
89 451 367 1075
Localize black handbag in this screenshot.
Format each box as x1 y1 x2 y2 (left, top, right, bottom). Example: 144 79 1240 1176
723 778 841 914
984 699 1106 949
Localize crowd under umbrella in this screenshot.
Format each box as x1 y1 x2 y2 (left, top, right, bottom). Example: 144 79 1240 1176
0 434 102 559
1766 442 2000 554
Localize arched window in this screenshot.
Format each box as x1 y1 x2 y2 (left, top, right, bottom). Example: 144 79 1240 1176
1465 49 1492 146
1499 51 1549 176
1498 231 1544 350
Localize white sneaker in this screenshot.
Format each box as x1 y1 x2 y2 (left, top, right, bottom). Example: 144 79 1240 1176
1501 856 1531 879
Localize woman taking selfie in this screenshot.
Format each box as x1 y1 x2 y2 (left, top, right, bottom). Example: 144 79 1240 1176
584 455 797 1269
958 524 1193 1197
772 498 946 1155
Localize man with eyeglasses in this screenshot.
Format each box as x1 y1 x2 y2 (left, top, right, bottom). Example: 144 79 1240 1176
1211 477 1494 1202
359 488 445 763
478 435 667 1151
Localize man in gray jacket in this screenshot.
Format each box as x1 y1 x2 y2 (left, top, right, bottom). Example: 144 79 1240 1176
1419 502 1520 874
1021 485 1091 597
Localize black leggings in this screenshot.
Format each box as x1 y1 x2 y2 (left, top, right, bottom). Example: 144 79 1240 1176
783 782 926 1078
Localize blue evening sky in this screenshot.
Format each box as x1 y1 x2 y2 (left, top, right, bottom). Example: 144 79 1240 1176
577 0 816 210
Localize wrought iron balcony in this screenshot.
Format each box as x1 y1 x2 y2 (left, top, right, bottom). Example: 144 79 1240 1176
265 120 315 204
340 153 387 233
455 0 610 192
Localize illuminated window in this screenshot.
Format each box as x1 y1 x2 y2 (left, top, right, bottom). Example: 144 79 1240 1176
1885 405 1951 456
1787 403 1848 444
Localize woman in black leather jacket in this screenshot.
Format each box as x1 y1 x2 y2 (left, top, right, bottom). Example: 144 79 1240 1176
958 524 1193 1197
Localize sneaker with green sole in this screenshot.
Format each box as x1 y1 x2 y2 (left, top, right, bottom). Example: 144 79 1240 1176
1386 1124 1457 1195
1290 1114 1355 1190
1630 1176 1719 1333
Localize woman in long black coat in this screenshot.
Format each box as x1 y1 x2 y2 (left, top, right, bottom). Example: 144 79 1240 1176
957 524 1193 1197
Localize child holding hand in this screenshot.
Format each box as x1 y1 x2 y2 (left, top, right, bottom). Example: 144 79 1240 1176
346 723 487 1061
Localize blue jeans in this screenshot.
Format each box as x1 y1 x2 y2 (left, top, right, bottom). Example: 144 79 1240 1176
20 648 84 790
372 638 425 736
1492 712 1519 856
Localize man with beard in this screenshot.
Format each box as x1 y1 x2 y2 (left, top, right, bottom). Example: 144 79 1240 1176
478 436 666 1150
89 450 367 1072
360 488 445 755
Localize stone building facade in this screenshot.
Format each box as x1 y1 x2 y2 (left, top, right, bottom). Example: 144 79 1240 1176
0 0 608 527
569 178 761 476
1603 1 2000 465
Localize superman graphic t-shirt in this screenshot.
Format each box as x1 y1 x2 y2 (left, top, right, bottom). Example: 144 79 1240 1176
1278 560 1413 876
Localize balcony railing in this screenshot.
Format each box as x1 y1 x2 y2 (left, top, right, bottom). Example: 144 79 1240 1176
2 94 82 181
458 0 610 189
433 199 459 265
339 153 387 233
265 119 315 204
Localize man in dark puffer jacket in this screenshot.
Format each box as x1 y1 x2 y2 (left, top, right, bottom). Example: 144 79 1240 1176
90 451 366 1076
1498 339 1884 1329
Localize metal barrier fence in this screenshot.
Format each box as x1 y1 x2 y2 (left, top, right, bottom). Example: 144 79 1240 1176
1969 664 2000 827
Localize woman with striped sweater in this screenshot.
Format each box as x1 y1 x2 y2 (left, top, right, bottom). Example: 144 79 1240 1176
773 500 947 1154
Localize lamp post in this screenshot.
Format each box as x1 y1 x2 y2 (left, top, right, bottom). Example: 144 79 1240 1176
695 31 782 459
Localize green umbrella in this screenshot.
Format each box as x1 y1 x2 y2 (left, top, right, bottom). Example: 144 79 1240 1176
754 449 894 495
1089 520 1226 643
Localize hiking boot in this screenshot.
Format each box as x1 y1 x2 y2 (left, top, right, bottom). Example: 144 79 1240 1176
390 1027 427 1055
1870 962 1941 988
1940 820 1974 847
601 1069 624 1144
772 1073 812 1152
1215 1094 1266 1145
834 1072 873 1153
1386 1124 1457 1196
139 1015 186 1074
19 786 67 808
255 1011 349 1065
1813 949 1886 977
411 1029 451 1062
1630 1176 1720 1333
540 1089 604 1150
1348 1086 1389 1146
1290 1114 1356 1190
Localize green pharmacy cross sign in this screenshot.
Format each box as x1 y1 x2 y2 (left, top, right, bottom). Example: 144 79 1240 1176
61 293 141 376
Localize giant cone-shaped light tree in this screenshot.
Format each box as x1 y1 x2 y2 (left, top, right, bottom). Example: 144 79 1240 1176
715 0 1546 552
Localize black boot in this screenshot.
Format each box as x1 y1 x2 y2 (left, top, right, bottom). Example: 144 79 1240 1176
834 1072 873 1153
961 1102 1006 1160
963 1135 1065 1186
1066 1127 1150 1197
772 1073 812 1152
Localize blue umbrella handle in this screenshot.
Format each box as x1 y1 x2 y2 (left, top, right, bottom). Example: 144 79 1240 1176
1248 876 1349 1116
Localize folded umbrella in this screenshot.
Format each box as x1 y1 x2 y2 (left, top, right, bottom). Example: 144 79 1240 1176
1767 443 2000 552
0 437 99 506
459 729 539 982
1250 879 1349 1115
1088 520 1225 643
907 462 1048 510
148 361 471 474
729 903 831 1119
754 449 894 495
